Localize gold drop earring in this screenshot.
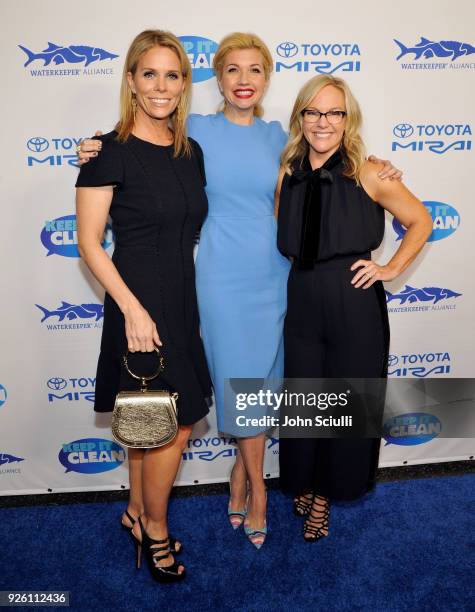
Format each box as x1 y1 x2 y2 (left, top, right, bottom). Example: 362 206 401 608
131 93 137 121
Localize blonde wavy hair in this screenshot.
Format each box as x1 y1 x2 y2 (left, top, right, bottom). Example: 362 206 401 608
213 32 273 118
281 75 366 182
116 29 192 157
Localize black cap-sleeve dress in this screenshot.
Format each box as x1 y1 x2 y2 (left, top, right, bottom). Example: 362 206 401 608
75 131 211 426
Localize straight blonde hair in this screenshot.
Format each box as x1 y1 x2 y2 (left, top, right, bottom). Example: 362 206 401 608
116 29 192 157
281 75 366 182
213 32 273 118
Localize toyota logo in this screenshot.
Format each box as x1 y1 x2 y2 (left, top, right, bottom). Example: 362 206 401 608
27 136 49 152
47 377 67 390
393 124 414 139
276 42 298 58
388 355 399 366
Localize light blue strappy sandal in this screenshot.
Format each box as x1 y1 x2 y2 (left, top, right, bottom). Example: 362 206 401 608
243 490 267 549
228 481 248 530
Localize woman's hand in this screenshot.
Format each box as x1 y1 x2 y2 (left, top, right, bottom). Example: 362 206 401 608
124 303 162 352
77 131 103 165
367 155 403 180
350 259 398 289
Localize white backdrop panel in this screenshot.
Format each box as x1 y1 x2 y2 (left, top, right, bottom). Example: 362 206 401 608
0 0 473 495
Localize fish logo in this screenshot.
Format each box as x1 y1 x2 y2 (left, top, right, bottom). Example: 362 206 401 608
267 437 279 449
394 37 475 62
36 301 104 323
0 453 24 466
19 42 118 67
385 285 462 305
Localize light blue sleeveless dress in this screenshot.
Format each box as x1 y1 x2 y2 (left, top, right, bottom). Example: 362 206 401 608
187 113 290 435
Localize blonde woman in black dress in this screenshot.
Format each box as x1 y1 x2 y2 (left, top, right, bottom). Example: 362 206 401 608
76 30 211 581
276 75 432 542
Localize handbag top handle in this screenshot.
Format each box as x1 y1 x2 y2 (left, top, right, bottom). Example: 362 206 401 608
122 349 165 392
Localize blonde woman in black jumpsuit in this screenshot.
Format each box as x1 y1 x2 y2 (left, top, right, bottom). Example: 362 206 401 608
276 75 432 542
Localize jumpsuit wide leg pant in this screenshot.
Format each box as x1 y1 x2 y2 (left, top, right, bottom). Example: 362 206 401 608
279 253 390 501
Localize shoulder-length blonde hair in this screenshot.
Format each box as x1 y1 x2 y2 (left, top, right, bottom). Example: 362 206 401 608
213 32 273 118
116 29 192 157
281 75 366 182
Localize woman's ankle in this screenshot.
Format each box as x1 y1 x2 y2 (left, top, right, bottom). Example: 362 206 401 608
126 503 143 517
248 479 266 495
144 517 168 538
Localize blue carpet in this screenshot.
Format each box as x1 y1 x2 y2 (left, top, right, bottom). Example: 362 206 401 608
1 475 474 612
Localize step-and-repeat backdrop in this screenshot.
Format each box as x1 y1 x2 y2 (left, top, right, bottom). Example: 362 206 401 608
1 0 474 494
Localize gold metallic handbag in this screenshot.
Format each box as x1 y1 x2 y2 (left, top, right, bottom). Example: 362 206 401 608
111 349 179 449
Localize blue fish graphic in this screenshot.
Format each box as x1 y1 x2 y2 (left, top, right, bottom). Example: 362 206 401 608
35 301 104 322
394 37 475 62
385 285 462 305
19 42 118 67
0 453 24 466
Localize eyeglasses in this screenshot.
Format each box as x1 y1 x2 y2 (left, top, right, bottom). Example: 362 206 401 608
301 109 347 124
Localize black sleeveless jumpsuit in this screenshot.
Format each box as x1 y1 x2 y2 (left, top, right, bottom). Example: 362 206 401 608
277 149 389 500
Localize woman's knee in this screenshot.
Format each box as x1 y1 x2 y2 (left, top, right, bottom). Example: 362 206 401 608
175 425 193 451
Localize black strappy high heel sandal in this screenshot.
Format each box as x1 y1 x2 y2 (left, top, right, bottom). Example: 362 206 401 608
303 495 330 542
137 516 186 582
122 510 182 556
293 492 313 517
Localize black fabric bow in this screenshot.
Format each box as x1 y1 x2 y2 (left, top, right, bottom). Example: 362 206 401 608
295 150 343 265
291 148 343 182
292 166 334 184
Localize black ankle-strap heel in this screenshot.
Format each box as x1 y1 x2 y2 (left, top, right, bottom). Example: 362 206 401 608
303 495 330 542
293 492 313 517
138 516 186 582
122 509 182 566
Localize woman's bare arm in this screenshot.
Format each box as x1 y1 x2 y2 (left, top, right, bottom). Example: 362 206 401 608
76 186 161 350
350 161 432 289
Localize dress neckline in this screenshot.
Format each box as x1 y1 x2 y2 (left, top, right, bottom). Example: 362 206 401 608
129 133 174 148
218 112 259 129
302 148 343 172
